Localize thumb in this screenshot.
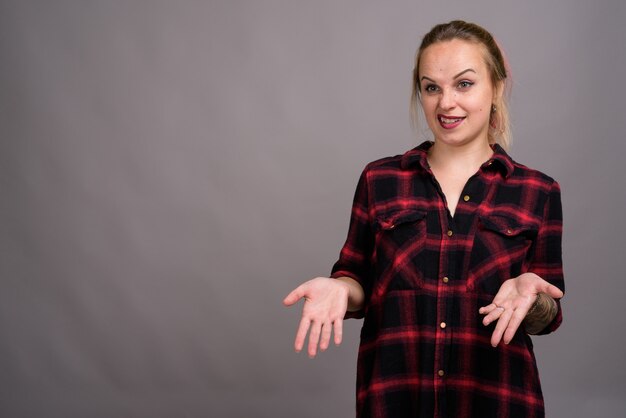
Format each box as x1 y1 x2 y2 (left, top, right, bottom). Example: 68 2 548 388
541 282 564 299
283 285 306 307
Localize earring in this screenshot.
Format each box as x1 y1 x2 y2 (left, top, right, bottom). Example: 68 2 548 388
491 104 497 113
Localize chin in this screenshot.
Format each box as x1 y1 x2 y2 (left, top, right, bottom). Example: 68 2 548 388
433 130 490 148
433 134 471 146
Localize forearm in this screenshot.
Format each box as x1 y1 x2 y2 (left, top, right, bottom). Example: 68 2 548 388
523 293 559 334
335 276 365 312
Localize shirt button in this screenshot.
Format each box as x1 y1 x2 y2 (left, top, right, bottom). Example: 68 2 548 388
442 276 449 283
438 370 445 377
440 322 447 329
463 195 470 202
447 230 453 237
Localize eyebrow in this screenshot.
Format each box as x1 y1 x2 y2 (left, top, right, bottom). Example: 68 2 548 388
420 68 477 83
453 68 476 78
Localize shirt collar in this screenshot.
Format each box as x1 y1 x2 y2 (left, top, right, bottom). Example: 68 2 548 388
400 140 514 178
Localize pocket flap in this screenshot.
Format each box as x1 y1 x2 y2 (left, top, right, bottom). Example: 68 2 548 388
479 215 538 237
375 210 427 231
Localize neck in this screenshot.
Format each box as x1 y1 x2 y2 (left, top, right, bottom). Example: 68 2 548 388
427 140 493 175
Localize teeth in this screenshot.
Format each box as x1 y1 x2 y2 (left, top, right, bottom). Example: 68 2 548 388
440 117 462 124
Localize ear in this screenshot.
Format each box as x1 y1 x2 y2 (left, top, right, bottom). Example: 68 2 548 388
493 80 505 103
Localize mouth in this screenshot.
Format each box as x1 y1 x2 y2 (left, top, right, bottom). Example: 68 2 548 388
437 114 465 129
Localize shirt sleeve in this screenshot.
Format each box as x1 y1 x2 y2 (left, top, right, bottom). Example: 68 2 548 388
528 180 565 334
330 166 374 319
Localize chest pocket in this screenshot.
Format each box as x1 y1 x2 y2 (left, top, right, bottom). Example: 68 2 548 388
371 209 427 302
466 215 538 295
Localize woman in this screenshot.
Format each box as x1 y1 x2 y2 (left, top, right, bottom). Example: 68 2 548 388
284 20 564 418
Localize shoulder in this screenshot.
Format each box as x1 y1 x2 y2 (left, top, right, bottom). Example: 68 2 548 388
358 151 419 189
508 159 560 193
361 142 430 175
492 143 560 193
363 154 405 171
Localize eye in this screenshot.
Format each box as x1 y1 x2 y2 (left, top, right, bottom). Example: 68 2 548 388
458 80 474 89
423 84 439 93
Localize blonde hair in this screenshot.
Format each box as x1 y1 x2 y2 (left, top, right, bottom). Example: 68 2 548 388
410 20 512 150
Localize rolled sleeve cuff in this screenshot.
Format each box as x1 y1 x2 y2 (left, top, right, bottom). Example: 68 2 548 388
330 270 368 320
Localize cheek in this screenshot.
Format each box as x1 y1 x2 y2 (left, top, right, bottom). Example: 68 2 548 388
420 98 437 116
475 107 490 123
472 97 491 117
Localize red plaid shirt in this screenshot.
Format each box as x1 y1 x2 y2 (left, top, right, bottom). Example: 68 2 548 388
331 141 564 418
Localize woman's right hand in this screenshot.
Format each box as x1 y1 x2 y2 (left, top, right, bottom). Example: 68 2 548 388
283 277 352 358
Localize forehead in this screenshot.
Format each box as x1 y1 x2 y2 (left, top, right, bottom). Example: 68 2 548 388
419 39 489 78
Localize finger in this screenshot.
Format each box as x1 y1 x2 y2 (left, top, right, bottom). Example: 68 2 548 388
319 321 332 352
283 286 305 306
294 317 310 353
333 319 343 346
491 308 514 347
503 308 528 344
479 303 498 315
307 320 322 358
479 301 507 316
482 306 505 326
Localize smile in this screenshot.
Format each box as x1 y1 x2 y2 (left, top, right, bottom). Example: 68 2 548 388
437 114 465 129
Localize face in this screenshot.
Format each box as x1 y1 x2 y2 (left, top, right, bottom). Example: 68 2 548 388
418 39 500 148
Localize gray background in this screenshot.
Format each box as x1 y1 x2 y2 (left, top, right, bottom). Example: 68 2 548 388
1 0 624 417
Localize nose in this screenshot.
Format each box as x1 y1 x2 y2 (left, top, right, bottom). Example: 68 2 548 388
439 88 457 111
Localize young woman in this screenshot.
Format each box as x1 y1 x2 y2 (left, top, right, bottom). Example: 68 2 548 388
284 20 564 418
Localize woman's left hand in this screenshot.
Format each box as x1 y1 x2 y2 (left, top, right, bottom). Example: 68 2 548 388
479 272 563 347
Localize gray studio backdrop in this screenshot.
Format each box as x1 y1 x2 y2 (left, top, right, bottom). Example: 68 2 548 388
1 1 624 417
